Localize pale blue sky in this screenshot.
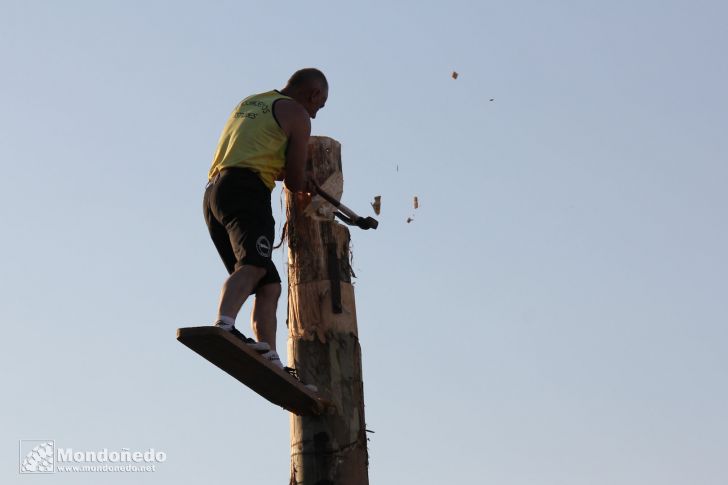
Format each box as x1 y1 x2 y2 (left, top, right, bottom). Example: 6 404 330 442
2 1 727 484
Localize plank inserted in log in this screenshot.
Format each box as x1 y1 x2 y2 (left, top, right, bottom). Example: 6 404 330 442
176 326 328 416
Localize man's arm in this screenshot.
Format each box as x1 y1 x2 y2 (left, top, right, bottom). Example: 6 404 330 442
274 100 311 192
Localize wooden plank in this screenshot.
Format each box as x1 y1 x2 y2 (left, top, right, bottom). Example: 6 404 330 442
176 326 328 416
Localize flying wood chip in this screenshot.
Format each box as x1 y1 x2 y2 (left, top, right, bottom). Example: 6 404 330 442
451 71 459 79
371 195 381 215
414 196 419 209
406 217 414 223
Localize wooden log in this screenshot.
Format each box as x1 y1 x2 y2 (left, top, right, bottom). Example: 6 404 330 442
286 136 369 485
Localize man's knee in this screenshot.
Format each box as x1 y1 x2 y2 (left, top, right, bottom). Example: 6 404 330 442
257 282 282 302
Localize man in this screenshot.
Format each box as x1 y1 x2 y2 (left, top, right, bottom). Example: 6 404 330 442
203 68 328 368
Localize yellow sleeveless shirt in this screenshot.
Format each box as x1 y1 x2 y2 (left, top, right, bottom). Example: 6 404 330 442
208 90 293 191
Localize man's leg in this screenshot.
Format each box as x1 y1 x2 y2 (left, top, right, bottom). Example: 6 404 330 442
217 265 266 320
205 177 260 322
205 168 279 354
250 282 282 351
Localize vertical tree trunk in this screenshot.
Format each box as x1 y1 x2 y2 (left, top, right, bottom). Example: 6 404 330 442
286 136 369 485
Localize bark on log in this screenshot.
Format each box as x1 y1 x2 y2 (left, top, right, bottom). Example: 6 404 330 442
287 136 369 485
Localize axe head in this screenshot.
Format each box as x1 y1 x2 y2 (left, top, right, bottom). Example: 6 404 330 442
355 216 379 230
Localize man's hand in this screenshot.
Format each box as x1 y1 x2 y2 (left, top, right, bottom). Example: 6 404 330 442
293 191 312 214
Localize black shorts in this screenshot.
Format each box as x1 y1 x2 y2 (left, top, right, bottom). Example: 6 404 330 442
203 167 281 291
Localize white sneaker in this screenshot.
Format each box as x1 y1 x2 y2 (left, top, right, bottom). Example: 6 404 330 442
214 321 271 353
261 350 284 369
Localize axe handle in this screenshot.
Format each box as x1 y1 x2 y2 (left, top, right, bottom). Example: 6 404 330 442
314 185 360 221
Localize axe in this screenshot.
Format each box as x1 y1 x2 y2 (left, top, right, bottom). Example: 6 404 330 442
313 183 379 230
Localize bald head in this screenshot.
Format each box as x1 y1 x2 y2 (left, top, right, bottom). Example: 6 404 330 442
281 68 328 119
285 68 328 91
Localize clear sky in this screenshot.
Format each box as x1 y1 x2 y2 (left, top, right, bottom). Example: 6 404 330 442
2 1 727 484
